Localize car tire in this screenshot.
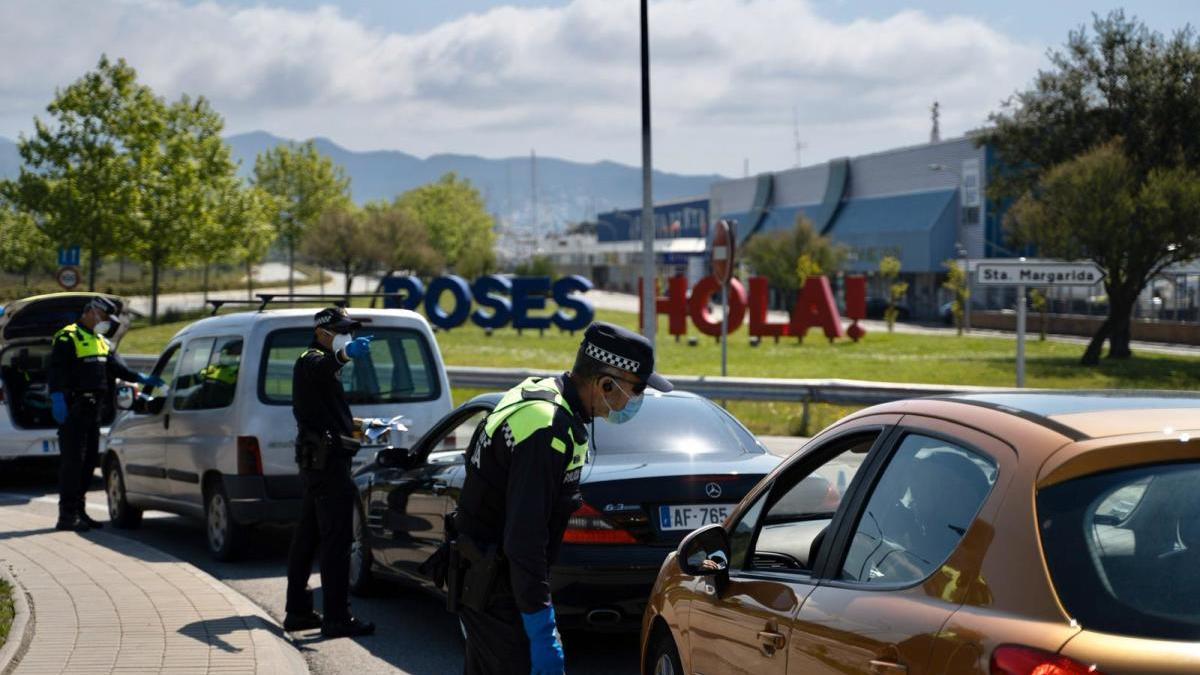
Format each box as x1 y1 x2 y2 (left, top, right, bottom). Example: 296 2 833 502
205 478 245 561
348 503 375 596
104 460 143 529
648 629 684 675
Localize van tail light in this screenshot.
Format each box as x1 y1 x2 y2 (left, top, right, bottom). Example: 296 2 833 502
562 502 638 545
991 645 1104 675
236 436 264 476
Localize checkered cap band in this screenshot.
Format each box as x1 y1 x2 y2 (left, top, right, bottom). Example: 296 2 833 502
584 342 640 374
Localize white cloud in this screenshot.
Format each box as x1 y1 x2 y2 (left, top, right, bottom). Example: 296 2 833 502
0 0 1044 174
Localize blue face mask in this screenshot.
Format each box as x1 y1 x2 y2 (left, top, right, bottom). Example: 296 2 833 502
602 378 643 425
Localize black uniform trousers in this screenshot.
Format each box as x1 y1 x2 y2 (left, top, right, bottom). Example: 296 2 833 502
57 394 101 521
460 583 533 675
285 463 355 623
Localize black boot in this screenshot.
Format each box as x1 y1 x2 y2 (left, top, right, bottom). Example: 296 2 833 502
55 513 91 532
321 616 375 638
283 611 323 631
79 510 104 529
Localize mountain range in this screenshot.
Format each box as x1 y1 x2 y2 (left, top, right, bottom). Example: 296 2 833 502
0 131 723 228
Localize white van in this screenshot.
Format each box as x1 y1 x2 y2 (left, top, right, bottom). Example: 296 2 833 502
0 293 131 461
103 307 452 560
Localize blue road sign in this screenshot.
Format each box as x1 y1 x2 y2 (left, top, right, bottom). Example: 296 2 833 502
58 246 81 267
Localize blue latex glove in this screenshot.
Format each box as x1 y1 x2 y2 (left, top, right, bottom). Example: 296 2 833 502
50 392 67 425
345 335 374 359
138 373 166 389
521 607 565 675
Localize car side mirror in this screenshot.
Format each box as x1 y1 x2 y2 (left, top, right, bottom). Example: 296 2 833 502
677 523 731 577
376 447 413 468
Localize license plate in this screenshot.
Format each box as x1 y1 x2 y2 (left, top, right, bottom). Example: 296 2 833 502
658 504 732 531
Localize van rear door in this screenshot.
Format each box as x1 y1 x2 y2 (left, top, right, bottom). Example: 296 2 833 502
1 293 130 345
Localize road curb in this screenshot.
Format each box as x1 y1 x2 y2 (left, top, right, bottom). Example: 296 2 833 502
0 563 33 675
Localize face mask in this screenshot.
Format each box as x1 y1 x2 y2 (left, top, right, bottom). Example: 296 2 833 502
94 320 112 336
330 332 352 353
601 378 643 425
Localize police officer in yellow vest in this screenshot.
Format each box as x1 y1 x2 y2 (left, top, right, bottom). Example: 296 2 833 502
452 322 672 675
48 296 163 532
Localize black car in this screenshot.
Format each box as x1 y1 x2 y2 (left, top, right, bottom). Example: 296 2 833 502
865 297 911 321
349 389 781 631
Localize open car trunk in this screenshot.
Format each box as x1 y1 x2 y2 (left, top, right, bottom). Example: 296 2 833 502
0 293 129 430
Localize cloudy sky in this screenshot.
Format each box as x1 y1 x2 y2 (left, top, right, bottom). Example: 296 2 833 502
0 0 1191 175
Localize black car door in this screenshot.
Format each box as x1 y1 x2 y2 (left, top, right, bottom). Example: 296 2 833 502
372 402 493 579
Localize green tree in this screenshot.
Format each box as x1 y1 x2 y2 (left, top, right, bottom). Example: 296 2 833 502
125 95 239 323
1029 288 1049 341
513 255 557 277
362 200 443 279
742 216 846 311
942 259 970 336
4 56 158 289
980 11 1200 363
1006 142 1200 363
252 141 350 294
396 173 496 276
879 256 907 333
301 203 376 300
228 186 278 299
0 202 54 289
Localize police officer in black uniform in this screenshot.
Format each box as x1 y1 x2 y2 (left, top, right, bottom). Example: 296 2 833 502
283 307 377 638
47 296 163 532
451 321 672 675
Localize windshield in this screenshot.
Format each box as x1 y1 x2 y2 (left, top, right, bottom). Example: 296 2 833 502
590 394 764 456
259 327 439 405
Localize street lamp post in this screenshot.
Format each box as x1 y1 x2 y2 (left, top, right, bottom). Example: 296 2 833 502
957 242 971 332
639 0 656 345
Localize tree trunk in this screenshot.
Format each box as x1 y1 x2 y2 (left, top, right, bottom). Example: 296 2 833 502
1080 315 1112 366
1107 292 1136 360
87 234 98 291
151 261 160 325
246 259 254 299
344 262 353 305
288 239 295 295
203 265 210 302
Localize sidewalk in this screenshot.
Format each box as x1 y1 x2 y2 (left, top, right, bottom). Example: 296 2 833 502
0 503 306 675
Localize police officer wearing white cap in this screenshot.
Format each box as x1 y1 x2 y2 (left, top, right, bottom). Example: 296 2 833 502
450 321 671 674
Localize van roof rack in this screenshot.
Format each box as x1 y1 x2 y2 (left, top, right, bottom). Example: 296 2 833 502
205 293 413 315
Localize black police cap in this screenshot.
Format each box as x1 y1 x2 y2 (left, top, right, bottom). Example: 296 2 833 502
314 307 362 333
579 321 673 392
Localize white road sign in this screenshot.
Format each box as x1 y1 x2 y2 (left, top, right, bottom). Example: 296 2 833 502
975 261 1104 287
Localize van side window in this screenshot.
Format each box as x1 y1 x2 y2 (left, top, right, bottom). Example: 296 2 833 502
199 337 242 408
172 338 215 411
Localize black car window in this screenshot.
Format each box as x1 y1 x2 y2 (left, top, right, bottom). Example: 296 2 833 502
590 394 763 456
840 434 996 586
172 338 216 411
1039 461 1200 641
746 433 875 574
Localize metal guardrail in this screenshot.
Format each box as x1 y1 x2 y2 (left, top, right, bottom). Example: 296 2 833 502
122 357 999 407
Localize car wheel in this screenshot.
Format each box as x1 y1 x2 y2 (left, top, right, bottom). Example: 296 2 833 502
205 479 245 561
348 504 375 596
649 630 684 675
105 460 143 529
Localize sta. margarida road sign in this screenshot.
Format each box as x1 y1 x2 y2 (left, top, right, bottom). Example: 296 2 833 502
975 260 1105 287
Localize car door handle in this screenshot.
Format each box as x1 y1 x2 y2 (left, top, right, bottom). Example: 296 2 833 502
757 630 786 656
432 481 448 495
163 413 170 430
869 659 908 674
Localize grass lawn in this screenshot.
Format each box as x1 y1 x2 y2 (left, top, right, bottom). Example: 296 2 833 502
121 306 1200 437
0 577 13 649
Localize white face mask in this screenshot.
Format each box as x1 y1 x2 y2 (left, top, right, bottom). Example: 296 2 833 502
94 320 112 336
330 332 352 353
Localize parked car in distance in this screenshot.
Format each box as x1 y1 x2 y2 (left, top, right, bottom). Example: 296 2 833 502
642 392 1200 675
349 388 781 632
0 293 131 463
865 297 911 322
939 299 987 325
102 307 452 560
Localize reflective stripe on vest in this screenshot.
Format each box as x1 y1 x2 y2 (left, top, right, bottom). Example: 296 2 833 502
483 377 588 472
53 324 110 360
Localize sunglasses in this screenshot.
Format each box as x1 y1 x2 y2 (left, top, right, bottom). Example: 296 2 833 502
610 376 646 397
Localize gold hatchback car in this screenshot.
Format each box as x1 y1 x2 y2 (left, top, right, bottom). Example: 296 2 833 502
641 393 1200 675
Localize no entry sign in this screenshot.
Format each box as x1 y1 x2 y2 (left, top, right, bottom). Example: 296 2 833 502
710 220 736 285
